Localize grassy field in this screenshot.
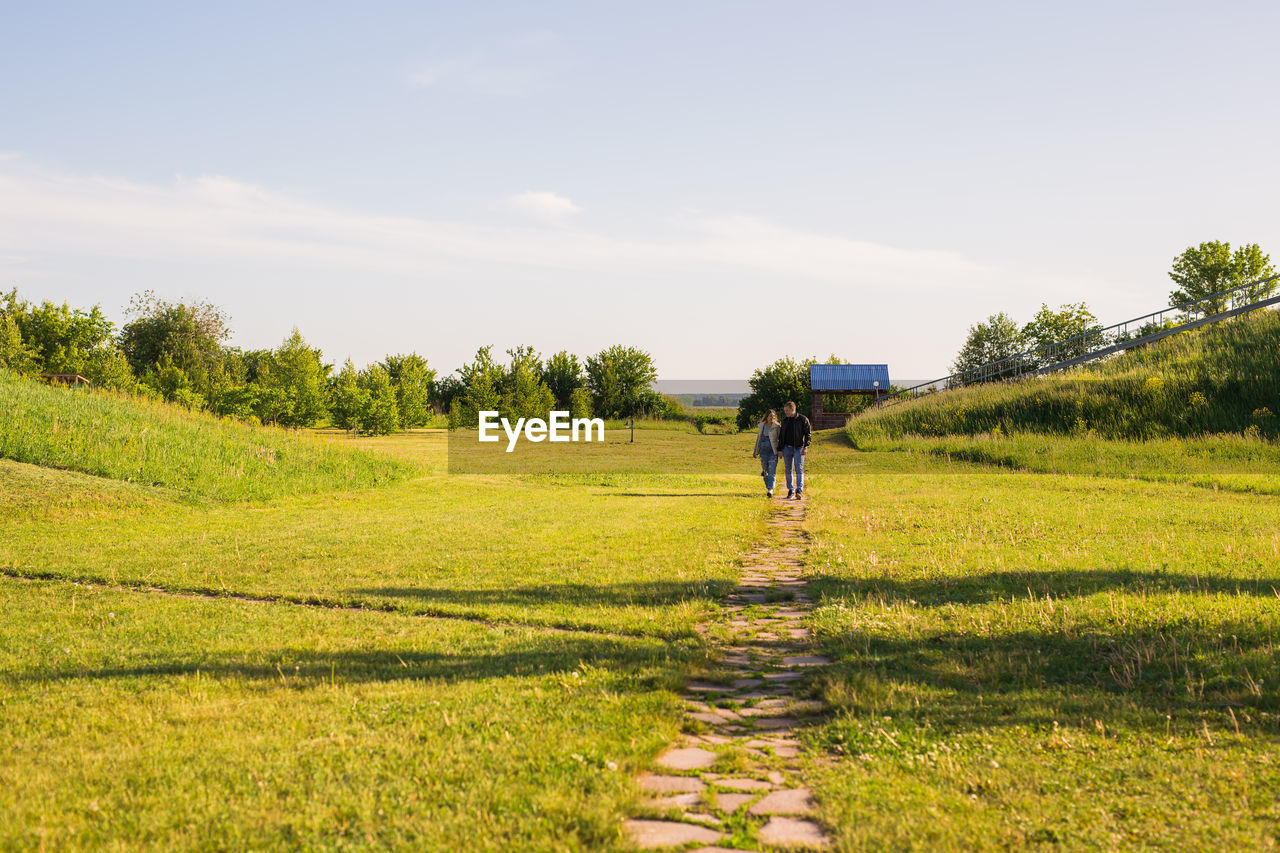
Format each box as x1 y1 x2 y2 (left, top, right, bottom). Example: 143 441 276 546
0 395 773 850
798 436 1280 849
5 359 1280 849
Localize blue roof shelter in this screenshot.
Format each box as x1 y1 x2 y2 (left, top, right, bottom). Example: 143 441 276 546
808 364 891 429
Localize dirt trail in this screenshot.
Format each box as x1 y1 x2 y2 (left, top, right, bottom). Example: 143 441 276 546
623 498 832 850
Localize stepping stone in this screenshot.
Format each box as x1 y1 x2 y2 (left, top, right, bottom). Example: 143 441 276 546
657 747 718 770
782 655 831 667
684 812 722 826
624 819 723 849
731 678 762 689
754 717 800 730
767 771 787 785
649 792 702 809
762 671 805 682
789 628 814 640
715 777 772 791
757 816 830 848
691 712 730 726
638 774 705 794
713 792 755 812
750 787 814 815
690 848 752 853
687 682 731 693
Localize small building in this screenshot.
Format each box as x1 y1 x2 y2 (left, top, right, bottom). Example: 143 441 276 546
38 373 92 388
808 364 890 430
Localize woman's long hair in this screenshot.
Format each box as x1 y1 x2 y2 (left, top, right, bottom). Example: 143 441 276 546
761 409 778 426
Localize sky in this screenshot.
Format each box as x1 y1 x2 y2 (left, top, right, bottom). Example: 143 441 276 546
2 1 1278 380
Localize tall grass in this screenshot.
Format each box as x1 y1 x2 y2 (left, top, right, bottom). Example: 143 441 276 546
0 370 414 501
851 308 1280 441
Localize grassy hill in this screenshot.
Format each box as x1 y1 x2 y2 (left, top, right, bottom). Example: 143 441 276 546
0 370 413 501
851 308 1280 442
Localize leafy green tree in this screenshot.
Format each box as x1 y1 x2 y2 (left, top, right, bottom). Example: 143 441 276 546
328 359 369 432
502 347 557 420
256 329 328 428
120 291 231 389
584 345 658 419
3 289 117 376
542 350 583 408
449 346 504 428
735 356 814 429
568 385 594 419
0 312 37 375
382 353 436 428
951 313 1025 378
144 353 206 409
357 365 400 435
1021 302 1099 363
1169 241 1277 316
82 347 139 392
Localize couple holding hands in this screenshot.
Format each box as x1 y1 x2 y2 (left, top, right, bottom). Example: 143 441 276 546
751 401 811 499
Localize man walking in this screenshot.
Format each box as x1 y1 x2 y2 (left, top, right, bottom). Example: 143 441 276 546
778 401 811 499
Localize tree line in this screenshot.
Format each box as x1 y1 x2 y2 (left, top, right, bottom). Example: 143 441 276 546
0 289 678 435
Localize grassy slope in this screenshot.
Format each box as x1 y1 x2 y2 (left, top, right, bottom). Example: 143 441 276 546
801 434 1280 850
852 307 1280 441
0 370 412 501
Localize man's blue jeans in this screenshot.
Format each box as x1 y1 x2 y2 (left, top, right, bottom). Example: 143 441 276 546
782 446 805 493
757 445 778 492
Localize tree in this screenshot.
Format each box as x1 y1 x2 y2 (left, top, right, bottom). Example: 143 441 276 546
328 359 369 433
356 365 400 435
382 353 436 428
502 347 556 420
256 329 328 428
951 313 1025 379
120 291 231 385
0 312 36 375
449 346 504 428
735 356 814 429
3 289 117 376
584 345 658 419
1021 302 1098 364
1168 241 1277 316
542 350 583 408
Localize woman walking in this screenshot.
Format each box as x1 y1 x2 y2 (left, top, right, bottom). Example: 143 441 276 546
752 409 781 498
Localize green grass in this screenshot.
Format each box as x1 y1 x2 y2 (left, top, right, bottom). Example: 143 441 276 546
0 578 691 851
8 360 1280 849
0 370 412 501
852 307 1280 441
799 433 1280 850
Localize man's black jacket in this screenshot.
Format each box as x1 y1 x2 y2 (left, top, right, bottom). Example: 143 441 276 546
778 413 811 448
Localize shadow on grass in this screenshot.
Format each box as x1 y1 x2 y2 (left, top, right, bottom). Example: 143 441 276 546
353 579 736 610
10 633 694 689
813 572 1280 739
813 566 1280 607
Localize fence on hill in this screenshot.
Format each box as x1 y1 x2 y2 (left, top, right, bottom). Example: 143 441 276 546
878 274 1280 409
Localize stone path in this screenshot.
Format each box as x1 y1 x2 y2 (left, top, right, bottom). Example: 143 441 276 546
623 499 831 850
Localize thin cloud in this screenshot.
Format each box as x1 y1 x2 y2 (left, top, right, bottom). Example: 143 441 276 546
507 191 581 221
0 159 1037 293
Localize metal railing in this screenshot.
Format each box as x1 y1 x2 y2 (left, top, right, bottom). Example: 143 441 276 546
878 274 1280 408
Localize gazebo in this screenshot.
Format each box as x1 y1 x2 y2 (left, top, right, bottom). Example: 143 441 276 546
808 364 890 429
